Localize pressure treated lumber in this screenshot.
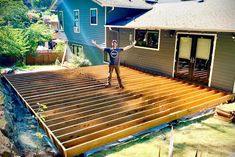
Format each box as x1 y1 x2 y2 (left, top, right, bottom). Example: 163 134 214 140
2 65 233 157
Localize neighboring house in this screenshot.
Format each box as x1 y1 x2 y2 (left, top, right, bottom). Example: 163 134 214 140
55 0 152 64
105 0 235 93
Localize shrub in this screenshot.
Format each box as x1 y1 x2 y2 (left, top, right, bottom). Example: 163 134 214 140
72 54 91 68
54 41 65 54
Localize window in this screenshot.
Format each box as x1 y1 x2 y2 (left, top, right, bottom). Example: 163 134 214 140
135 30 160 50
72 44 83 56
73 10 80 33
58 11 64 31
90 8 98 25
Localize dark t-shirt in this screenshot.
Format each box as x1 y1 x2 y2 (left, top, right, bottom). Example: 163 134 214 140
104 48 123 65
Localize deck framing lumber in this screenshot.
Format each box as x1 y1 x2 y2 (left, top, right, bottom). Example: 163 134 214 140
2 65 233 157
1 75 67 156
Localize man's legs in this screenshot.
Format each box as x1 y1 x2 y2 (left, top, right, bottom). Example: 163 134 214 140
107 65 114 86
114 66 124 88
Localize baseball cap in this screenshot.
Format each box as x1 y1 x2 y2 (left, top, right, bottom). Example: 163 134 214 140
112 40 118 43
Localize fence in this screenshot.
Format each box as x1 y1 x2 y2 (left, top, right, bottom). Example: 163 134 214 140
26 52 63 65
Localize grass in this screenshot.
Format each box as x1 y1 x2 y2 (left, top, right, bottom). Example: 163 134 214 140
90 114 235 157
16 65 62 71
0 65 64 73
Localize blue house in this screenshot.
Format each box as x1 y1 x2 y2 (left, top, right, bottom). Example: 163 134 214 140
55 0 152 65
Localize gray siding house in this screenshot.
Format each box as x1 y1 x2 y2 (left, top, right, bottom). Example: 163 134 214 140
105 0 235 93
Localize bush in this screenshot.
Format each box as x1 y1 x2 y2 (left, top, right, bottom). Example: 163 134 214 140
72 54 91 68
54 41 65 54
15 61 26 67
55 57 61 65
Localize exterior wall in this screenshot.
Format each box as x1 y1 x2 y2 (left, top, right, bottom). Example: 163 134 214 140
58 0 105 65
58 1 149 65
211 33 235 92
107 28 176 76
68 41 103 64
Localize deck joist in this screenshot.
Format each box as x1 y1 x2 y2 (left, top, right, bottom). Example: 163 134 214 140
2 65 234 157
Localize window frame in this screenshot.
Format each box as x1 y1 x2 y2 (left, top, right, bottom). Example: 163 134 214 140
103 51 109 64
90 8 98 26
58 11 64 31
134 29 161 51
73 9 80 33
72 44 83 56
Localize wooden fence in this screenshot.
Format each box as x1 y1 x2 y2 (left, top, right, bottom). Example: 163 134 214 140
26 52 63 65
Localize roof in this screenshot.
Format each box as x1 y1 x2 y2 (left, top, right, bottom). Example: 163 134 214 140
106 0 235 32
92 0 153 9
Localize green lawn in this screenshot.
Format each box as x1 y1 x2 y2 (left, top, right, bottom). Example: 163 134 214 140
16 65 63 71
0 65 65 74
90 113 235 157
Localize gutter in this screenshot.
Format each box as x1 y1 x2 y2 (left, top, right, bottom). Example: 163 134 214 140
91 0 152 10
105 25 235 33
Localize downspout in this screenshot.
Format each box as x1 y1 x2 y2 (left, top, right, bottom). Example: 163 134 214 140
108 6 115 13
109 27 120 45
107 6 119 46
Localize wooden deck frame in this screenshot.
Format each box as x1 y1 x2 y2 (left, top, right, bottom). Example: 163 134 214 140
2 65 233 157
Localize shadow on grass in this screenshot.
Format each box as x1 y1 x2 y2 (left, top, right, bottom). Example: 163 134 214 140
89 114 214 157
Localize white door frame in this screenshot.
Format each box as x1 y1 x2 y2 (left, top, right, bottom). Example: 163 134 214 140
172 32 217 87
233 80 235 94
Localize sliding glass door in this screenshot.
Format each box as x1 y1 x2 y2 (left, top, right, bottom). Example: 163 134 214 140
175 34 214 85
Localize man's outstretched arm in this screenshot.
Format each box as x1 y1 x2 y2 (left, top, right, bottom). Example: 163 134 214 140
91 40 105 51
122 41 136 51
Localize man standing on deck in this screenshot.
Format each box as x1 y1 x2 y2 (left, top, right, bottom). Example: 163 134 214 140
91 39 135 89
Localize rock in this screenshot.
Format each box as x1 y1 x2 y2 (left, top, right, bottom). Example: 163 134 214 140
18 133 37 148
24 151 35 157
0 128 9 138
30 125 37 129
0 92 4 105
0 131 13 154
0 116 7 129
2 151 14 157
45 146 52 152
1 68 15 75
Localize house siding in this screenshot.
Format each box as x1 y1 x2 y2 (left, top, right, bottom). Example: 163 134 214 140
58 0 105 65
107 28 176 76
211 33 235 92
108 29 235 92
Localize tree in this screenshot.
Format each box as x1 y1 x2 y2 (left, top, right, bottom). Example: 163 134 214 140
0 23 52 61
31 0 53 10
0 0 52 65
0 27 30 59
0 0 29 28
25 22 52 54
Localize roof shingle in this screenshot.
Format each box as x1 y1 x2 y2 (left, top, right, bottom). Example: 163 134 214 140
107 0 235 32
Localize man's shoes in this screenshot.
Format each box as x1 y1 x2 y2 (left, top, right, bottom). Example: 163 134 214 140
119 85 125 89
105 83 111 88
